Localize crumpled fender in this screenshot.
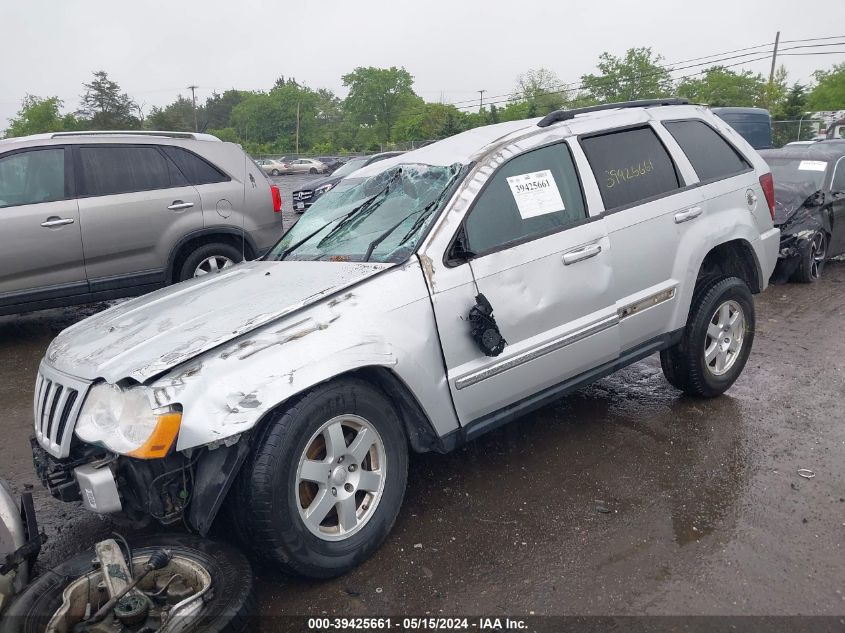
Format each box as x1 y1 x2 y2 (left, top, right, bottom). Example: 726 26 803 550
148 260 460 451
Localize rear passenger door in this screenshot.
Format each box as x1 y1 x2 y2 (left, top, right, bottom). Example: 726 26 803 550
580 125 703 351
429 142 619 424
74 144 203 292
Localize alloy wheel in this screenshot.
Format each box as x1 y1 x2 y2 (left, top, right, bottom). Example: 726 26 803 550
810 232 827 280
703 299 745 376
193 255 235 277
296 414 386 541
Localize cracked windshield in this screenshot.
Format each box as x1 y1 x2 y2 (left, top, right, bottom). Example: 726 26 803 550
267 162 462 263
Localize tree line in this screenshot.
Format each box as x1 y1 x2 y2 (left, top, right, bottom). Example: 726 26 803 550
4 48 845 152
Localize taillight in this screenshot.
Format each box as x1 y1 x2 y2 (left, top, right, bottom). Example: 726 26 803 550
759 172 775 221
271 185 282 213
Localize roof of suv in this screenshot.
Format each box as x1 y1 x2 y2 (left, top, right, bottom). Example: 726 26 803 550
353 101 716 177
760 140 845 161
0 130 222 148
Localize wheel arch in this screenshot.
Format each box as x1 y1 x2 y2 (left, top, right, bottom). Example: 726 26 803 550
166 228 257 283
695 238 763 295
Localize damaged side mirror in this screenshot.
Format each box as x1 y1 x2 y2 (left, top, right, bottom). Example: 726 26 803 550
449 226 476 264
468 293 506 357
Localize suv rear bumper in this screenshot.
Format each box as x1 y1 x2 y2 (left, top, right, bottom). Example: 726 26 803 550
754 227 780 289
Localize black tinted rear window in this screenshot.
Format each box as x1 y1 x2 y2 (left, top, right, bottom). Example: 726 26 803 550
664 120 750 182
580 126 681 210
78 146 173 196
160 146 228 185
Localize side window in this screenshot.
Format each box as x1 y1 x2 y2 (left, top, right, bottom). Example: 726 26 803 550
663 119 751 182
0 148 65 208
78 146 173 196
464 143 587 254
831 159 845 192
581 126 681 211
160 146 228 185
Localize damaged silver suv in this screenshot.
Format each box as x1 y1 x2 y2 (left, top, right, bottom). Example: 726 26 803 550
31 100 779 578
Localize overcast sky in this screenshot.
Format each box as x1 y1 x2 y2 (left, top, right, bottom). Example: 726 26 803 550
2 0 845 127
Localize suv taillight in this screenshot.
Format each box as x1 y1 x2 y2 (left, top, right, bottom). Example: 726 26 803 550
271 185 282 213
759 172 775 220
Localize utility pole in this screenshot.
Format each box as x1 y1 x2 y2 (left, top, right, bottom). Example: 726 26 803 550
188 85 199 132
295 102 300 155
478 89 486 112
768 31 781 86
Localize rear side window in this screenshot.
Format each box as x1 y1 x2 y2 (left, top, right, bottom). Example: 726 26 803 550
0 148 65 208
160 146 228 185
464 143 587 254
581 126 681 211
664 120 751 182
78 146 173 196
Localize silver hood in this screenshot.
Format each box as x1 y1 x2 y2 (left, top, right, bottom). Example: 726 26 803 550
45 260 390 383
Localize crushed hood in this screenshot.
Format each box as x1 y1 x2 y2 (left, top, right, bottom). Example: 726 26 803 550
45 260 389 383
773 181 820 225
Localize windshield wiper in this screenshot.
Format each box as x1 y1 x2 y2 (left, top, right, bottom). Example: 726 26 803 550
362 209 423 261
276 218 341 261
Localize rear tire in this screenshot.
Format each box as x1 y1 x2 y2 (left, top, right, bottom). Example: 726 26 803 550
178 242 243 282
309 167 318 174
792 231 827 283
271 169 280 176
0 535 255 633
660 277 755 398
231 378 408 579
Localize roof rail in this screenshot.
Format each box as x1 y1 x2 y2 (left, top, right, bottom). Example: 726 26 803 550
537 98 691 128
50 130 211 140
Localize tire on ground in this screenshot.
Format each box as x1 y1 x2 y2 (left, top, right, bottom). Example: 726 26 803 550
231 378 408 579
792 231 827 284
660 276 755 398
177 242 243 282
0 535 255 633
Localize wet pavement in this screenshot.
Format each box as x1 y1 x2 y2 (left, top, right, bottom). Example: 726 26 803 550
1 256 843 618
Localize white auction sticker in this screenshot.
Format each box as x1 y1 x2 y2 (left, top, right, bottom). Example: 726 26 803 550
798 160 827 172
506 170 565 219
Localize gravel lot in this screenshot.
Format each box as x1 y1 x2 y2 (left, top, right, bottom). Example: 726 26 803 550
1 207 843 618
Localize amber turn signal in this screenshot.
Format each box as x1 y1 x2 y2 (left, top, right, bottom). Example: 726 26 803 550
127 412 182 459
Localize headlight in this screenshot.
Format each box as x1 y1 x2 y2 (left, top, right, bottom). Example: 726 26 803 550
315 183 335 195
75 383 182 459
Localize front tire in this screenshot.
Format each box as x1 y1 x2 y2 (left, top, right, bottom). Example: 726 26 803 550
309 167 318 174
271 169 280 176
660 277 755 398
232 378 408 578
792 231 827 283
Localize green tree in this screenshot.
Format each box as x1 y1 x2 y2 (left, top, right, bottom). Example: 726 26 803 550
4 95 78 138
677 67 768 107
145 96 197 131
515 67 567 114
204 90 247 130
342 66 419 143
77 70 140 129
581 48 673 103
772 82 813 146
394 102 466 142
807 62 845 111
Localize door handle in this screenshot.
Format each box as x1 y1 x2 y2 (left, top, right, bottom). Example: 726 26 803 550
40 218 75 228
168 201 194 211
562 243 602 265
674 206 703 224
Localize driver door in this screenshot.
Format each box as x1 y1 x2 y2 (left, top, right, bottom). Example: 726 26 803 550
423 141 619 427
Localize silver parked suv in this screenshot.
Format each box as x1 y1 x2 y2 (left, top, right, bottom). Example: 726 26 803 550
31 100 779 580
0 131 283 316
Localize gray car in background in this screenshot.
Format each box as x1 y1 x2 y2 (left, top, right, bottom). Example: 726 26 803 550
0 130 283 316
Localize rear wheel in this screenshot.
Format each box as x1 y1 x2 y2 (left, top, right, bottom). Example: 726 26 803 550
792 231 827 283
232 378 408 578
271 169 280 176
660 277 755 398
309 167 318 174
178 242 243 282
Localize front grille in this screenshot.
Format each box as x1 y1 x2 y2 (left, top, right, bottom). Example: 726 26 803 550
293 190 313 201
34 363 90 459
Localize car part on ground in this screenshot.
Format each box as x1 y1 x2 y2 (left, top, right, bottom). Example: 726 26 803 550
0 534 254 633
0 483 43 615
31 101 780 578
0 131 283 317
